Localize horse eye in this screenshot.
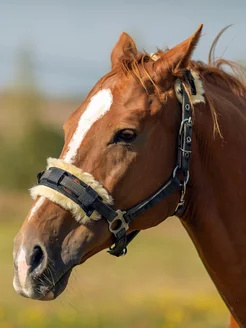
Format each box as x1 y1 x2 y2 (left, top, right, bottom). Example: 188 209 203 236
113 129 137 143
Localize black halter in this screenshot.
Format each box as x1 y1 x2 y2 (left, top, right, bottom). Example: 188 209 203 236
36 71 194 257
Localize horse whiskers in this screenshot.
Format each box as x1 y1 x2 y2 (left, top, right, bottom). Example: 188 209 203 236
42 272 53 286
37 274 49 288
47 255 56 268
47 266 55 286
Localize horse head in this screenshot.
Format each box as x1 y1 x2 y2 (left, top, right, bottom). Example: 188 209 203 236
13 25 203 300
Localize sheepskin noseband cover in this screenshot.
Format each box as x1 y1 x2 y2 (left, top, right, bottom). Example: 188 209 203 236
30 158 113 224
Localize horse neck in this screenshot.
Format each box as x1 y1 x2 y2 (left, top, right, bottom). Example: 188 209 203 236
180 81 246 326
230 316 241 328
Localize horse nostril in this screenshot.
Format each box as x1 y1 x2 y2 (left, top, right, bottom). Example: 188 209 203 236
30 245 45 272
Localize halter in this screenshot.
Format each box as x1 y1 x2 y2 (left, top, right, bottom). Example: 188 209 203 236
35 70 196 257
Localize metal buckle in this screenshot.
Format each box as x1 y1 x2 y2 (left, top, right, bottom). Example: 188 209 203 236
108 210 129 236
173 165 179 179
108 244 128 257
173 165 190 215
174 186 186 215
179 117 192 136
174 168 190 184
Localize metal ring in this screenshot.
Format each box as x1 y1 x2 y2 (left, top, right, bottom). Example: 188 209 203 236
179 118 190 135
172 165 180 178
185 104 190 111
108 210 129 236
184 171 190 184
186 136 192 144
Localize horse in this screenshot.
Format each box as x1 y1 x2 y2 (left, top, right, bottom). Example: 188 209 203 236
13 24 246 327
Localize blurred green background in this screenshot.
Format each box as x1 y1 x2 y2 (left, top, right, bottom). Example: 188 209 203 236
2 1 245 327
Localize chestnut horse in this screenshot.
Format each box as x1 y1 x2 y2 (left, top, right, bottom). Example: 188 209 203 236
13 25 246 327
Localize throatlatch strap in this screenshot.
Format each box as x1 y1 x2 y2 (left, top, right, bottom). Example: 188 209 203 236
123 177 181 222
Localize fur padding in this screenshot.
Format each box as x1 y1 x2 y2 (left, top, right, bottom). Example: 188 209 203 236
30 158 113 224
175 71 205 104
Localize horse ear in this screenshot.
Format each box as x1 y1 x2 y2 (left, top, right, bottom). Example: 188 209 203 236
155 24 203 73
111 32 138 69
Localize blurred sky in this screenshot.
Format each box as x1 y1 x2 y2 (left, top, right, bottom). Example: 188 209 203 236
1 0 246 97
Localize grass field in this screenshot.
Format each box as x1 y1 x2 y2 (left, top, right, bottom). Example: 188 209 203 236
0 192 229 328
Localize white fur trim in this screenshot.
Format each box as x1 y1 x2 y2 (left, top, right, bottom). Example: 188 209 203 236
29 158 113 224
175 70 205 104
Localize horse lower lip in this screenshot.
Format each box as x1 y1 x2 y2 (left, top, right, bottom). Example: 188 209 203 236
38 267 73 301
39 290 54 301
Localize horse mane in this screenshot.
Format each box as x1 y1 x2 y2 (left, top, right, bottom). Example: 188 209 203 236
190 60 246 99
190 27 246 137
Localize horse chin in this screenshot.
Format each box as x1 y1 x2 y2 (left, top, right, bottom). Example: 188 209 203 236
39 268 73 301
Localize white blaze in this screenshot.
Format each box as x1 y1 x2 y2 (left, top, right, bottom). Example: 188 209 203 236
27 196 45 222
63 89 113 163
17 246 30 290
